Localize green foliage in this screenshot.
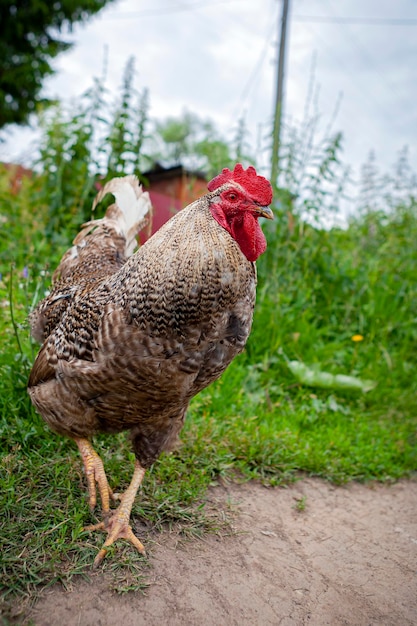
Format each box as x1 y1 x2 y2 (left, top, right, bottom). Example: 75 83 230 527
29 57 151 239
37 102 99 240
0 0 116 128
151 111 254 178
106 58 150 176
247 191 417 485
275 113 350 224
358 146 417 213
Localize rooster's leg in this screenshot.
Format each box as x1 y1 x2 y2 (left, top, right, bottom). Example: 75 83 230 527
74 438 115 515
84 459 146 567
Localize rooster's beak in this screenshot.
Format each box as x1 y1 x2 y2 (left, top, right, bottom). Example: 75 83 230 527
256 206 274 220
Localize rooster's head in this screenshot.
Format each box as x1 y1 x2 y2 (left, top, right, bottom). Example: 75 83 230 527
207 164 273 262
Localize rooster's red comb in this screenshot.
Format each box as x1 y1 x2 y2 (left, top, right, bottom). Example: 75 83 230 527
207 163 273 206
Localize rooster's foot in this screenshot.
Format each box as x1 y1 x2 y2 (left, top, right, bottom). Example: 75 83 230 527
84 459 146 566
85 515 146 567
75 438 116 514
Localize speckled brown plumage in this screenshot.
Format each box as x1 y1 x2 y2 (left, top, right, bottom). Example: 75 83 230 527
29 196 257 465
27 165 273 564
29 175 152 343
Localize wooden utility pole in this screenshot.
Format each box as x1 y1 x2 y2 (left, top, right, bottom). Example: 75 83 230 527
270 0 290 187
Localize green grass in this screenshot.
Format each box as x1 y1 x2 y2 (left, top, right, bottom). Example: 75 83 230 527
1 170 417 615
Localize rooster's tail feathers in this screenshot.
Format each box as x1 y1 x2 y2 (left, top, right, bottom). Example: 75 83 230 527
93 175 153 254
32 177 153 343
74 175 153 257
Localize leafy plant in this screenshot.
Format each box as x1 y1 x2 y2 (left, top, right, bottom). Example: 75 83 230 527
0 0 116 128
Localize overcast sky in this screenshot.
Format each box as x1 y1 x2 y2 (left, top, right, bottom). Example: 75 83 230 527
3 0 417 193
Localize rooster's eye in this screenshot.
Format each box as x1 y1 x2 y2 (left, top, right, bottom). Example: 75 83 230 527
229 192 237 201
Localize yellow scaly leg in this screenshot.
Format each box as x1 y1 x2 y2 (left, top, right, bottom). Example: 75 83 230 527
75 437 115 515
84 459 147 567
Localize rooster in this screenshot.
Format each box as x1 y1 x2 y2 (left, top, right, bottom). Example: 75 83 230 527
28 164 273 566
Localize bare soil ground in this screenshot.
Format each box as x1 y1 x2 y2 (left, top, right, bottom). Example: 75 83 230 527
26 478 417 625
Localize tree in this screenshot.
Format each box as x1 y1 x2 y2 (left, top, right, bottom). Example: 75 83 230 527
0 0 116 128
151 111 255 178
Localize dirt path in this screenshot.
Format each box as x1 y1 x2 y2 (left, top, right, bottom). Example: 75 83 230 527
28 478 416 626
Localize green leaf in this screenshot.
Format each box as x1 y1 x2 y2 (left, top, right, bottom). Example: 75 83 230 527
287 360 377 393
